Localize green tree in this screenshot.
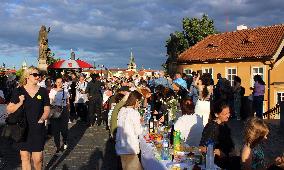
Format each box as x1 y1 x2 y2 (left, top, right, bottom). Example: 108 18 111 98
166 14 217 56
16 68 24 78
182 14 217 47
165 14 217 75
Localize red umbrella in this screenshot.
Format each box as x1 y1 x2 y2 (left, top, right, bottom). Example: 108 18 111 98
48 59 93 69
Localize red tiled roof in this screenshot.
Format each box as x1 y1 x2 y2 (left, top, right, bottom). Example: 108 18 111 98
178 24 284 62
108 68 127 72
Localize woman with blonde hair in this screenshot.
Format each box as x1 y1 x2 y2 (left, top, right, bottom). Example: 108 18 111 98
241 117 269 170
7 66 50 170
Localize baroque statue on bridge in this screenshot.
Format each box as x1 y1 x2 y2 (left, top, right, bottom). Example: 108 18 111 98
38 25 50 60
38 25 51 71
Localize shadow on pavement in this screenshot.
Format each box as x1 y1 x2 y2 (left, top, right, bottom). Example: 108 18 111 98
0 126 21 169
79 138 120 170
45 120 88 170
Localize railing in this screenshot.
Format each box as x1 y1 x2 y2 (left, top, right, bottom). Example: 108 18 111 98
263 101 284 119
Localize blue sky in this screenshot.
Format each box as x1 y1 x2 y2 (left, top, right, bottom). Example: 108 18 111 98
0 0 283 69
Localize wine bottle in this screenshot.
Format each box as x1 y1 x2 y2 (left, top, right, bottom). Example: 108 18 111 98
149 115 154 133
170 124 174 146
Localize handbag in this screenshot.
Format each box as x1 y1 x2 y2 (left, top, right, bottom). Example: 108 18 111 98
49 90 65 119
1 87 27 142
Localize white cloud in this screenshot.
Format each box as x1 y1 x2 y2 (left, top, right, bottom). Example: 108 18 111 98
0 0 283 69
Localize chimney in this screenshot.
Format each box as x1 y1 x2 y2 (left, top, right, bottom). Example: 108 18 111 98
237 24 248 31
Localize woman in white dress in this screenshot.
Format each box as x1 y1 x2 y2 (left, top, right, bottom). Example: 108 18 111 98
194 73 213 127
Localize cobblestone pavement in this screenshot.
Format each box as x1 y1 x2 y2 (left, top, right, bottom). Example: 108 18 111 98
0 121 119 170
0 119 283 169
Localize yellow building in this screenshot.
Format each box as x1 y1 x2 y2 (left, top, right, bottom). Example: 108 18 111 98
177 24 284 112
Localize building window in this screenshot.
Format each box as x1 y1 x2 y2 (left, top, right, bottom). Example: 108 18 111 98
277 92 284 103
202 68 213 79
251 66 264 86
183 69 192 76
226 68 237 86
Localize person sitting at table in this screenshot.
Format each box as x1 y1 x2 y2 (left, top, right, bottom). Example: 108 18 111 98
174 97 204 146
115 90 143 170
199 100 240 170
241 117 269 170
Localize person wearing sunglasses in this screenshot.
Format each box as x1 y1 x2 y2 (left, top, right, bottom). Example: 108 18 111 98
7 66 50 170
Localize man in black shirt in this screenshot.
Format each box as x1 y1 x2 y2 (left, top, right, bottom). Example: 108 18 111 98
86 73 104 126
69 73 77 121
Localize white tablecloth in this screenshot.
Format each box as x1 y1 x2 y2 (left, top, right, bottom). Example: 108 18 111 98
140 136 170 170
139 136 219 170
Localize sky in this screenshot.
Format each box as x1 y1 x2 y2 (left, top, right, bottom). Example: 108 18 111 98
0 0 283 70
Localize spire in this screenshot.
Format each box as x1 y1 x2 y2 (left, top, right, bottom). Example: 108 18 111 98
22 59 27 70
127 49 137 71
130 48 135 63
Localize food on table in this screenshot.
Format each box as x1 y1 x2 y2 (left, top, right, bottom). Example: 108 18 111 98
171 165 181 170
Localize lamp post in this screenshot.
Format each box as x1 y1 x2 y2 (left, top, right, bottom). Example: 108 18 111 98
98 65 104 77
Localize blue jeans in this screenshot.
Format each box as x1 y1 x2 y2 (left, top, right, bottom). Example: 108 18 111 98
253 95 264 119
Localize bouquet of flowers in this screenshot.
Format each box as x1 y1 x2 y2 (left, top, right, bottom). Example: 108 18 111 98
167 97 179 121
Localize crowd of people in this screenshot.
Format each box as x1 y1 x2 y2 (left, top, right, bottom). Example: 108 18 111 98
1 66 284 170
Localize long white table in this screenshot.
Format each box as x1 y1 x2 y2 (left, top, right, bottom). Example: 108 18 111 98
140 136 170 170
139 136 219 170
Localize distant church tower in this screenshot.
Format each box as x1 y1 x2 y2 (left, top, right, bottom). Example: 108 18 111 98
22 60 27 70
127 49 137 71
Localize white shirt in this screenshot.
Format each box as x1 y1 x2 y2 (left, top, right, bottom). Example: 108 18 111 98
49 88 70 106
75 81 88 103
63 81 71 91
37 80 46 88
115 107 142 155
174 114 205 146
194 100 210 126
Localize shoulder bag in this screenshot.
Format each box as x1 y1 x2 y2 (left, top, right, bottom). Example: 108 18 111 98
50 90 65 119
1 87 27 142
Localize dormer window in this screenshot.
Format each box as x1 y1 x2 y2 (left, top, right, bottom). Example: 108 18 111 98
242 35 255 44
207 43 218 48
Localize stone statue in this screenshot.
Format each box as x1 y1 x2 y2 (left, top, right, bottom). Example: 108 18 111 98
38 25 50 60
70 49 75 60
38 25 50 71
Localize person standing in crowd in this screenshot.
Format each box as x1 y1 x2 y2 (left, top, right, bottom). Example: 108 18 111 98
194 73 213 126
110 86 130 138
49 77 70 155
199 101 240 170
7 66 50 170
85 73 104 126
173 72 187 90
5 73 18 103
37 73 46 88
69 72 77 121
45 78 53 94
115 90 143 170
153 71 172 89
182 73 191 90
241 117 269 170
74 74 88 122
252 75 265 118
188 72 199 105
214 73 223 101
233 76 244 120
